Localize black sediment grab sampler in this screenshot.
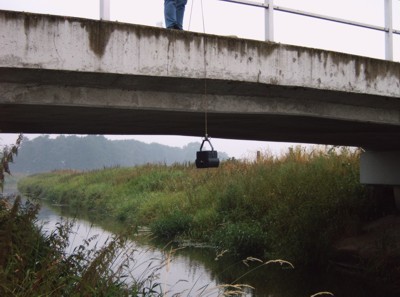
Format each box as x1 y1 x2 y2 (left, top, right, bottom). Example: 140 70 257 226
195 135 220 168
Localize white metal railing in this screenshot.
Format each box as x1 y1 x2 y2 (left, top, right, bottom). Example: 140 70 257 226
100 0 110 21
99 0 398 61
218 0 399 61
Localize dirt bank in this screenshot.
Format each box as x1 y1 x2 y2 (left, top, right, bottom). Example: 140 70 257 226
332 214 400 290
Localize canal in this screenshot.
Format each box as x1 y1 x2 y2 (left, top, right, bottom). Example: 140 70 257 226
32 197 398 297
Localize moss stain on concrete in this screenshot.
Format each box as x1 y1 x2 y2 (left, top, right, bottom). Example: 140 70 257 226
81 20 114 58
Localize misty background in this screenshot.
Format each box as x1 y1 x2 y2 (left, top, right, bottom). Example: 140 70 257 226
8 135 230 174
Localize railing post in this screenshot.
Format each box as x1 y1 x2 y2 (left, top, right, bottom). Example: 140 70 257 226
384 0 393 61
100 0 110 21
264 0 274 41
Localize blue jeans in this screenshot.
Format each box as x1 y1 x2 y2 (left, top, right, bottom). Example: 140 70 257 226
164 0 188 30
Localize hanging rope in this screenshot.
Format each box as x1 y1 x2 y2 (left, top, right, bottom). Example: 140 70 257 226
193 0 220 169
200 0 208 138
188 0 206 37
200 0 206 33
188 0 209 139
188 0 194 31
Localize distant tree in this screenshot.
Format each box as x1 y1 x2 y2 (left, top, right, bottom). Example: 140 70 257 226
0 134 23 192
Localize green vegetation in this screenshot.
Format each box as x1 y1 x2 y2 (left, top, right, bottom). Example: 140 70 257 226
1 135 23 192
18 146 372 268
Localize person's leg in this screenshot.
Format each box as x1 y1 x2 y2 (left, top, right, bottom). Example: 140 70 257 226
175 0 188 30
164 0 177 29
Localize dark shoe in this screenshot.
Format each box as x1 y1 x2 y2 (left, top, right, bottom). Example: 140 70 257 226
173 24 182 30
166 25 182 30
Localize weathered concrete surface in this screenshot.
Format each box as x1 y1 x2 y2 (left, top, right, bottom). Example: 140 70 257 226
1 10 400 149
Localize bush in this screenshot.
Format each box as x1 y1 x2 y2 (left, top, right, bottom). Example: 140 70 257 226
150 211 193 239
211 222 266 257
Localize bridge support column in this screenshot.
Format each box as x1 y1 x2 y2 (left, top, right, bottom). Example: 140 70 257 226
360 151 400 187
360 150 400 210
394 186 400 210
360 151 400 186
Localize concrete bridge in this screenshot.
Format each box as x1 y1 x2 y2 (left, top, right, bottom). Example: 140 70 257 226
0 10 400 185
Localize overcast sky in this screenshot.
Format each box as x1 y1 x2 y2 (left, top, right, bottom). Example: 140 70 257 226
0 0 399 158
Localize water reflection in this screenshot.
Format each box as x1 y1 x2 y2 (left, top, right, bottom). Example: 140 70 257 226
34 200 399 297
36 201 225 296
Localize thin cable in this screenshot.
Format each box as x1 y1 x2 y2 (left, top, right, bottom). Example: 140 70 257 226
200 0 206 33
200 0 208 137
188 0 194 31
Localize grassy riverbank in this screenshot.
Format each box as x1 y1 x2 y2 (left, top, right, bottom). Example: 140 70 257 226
18 146 372 267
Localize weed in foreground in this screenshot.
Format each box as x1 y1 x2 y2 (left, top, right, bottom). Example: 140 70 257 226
0 196 167 296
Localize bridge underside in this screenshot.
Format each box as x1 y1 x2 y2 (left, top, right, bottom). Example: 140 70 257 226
2 104 400 151
1 68 400 151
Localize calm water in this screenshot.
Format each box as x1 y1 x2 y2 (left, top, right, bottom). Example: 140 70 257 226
27 199 400 297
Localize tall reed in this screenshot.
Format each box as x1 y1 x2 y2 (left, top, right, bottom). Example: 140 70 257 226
18 146 371 266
